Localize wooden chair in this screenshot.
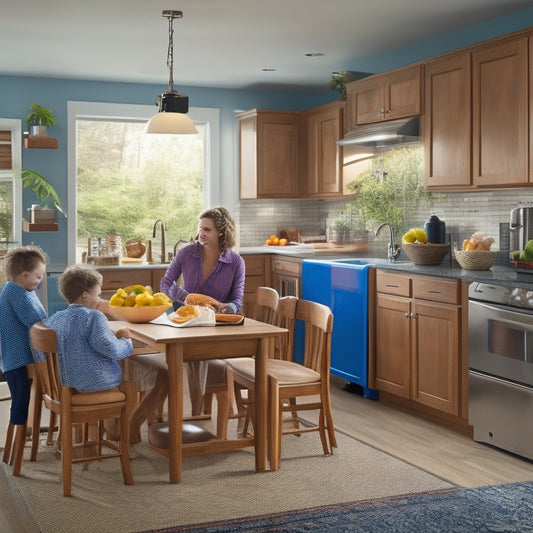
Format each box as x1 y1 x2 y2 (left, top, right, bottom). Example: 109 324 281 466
229 298 336 471
29 322 134 497
227 292 298 437
2 365 43 476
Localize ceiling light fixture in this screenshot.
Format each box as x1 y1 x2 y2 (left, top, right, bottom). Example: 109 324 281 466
144 10 198 135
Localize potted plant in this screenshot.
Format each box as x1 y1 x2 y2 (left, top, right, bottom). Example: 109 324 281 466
329 71 355 101
21 170 66 222
27 104 57 136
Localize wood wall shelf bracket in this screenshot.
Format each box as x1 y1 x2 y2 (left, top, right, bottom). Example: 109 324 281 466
22 219 58 232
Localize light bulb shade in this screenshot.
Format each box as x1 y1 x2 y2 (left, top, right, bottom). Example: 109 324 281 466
144 111 198 134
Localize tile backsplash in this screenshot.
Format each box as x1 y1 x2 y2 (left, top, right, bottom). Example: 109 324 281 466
238 189 533 254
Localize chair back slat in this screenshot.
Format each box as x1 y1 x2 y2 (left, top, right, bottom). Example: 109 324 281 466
274 296 297 361
253 287 279 324
295 299 334 373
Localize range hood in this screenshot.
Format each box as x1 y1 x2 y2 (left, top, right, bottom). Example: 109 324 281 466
338 116 420 148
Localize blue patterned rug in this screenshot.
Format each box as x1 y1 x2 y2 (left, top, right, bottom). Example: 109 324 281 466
143 481 533 533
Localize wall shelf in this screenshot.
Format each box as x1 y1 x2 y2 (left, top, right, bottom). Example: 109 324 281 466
23 134 58 149
22 219 58 232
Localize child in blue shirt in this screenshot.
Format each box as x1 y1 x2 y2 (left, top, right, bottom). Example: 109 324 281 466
43 264 133 391
0 245 48 426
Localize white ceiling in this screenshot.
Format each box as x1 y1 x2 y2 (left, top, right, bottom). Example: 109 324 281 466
2 1 533 92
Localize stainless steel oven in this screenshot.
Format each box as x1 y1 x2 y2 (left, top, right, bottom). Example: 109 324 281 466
469 282 533 460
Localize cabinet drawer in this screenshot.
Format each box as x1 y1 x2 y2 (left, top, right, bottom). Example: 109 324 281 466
243 256 267 276
272 258 301 276
100 269 151 291
413 276 459 304
376 270 411 297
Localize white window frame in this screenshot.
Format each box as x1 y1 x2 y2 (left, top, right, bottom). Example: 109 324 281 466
0 118 22 246
66 101 220 265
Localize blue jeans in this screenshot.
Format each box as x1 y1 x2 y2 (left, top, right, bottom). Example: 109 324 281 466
5 366 30 425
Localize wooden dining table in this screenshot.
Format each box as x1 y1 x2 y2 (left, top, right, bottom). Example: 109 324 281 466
109 317 287 483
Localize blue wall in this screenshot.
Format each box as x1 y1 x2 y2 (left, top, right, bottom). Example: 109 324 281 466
0 8 532 269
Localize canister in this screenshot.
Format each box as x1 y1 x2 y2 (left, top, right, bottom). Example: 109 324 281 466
424 215 446 244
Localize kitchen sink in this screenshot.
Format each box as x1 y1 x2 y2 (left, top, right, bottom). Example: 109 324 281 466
329 257 412 266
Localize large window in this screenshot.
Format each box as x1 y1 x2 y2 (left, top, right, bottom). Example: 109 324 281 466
67 102 220 264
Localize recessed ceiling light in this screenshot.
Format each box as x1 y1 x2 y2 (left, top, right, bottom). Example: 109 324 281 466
262 68 276 72
305 52 324 57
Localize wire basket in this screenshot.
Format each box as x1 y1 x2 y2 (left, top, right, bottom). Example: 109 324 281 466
402 243 450 266
454 249 497 270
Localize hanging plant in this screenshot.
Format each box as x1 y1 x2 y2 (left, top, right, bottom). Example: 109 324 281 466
20 170 66 217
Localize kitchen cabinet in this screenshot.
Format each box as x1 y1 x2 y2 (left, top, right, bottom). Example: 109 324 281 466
301 102 351 197
472 37 529 187
424 53 472 188
345 65 422 130
373 270 467 422
242 254 271 316
271 256 301 298
238 109 300 199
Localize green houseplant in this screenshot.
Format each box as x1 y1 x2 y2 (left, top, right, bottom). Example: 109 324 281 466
329 71 355 101
346 145 440 238
27 104 57 136
21 170 66 217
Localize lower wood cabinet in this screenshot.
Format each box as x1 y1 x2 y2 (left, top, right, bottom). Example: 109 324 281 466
242 255 271 316
372 270 468 427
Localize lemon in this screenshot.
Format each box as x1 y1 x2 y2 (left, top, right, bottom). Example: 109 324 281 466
412 228 427 243
402 230 416 244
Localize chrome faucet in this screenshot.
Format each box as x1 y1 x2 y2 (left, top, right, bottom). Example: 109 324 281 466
375 222 402 262
152 219 167 263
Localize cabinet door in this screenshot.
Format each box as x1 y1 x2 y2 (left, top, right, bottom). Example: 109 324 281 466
386 65 422 121
242 255 270 316
238 110 300 199
424 53 472 188
303 103 343 196
412 299 460 415
257 112 300 198
375 293 411 398
472 37 529 186
350 77 385 126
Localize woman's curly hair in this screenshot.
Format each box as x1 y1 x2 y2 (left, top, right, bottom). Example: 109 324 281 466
199 206 236 251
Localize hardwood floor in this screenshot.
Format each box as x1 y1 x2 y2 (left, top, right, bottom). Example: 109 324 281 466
1 376 533 532
329 376 533 487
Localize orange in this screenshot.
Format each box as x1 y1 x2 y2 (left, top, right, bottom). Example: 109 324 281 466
269 234 276 240
265 238 271 245
272 237 280 245
279 238 288 246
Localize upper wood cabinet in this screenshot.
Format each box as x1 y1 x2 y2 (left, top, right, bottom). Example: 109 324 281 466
238 109 300 199
345 65 422 130
301 101 348 197
472 37 529 187
424 53 472 188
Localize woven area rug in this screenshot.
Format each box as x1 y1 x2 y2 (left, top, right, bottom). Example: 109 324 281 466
2 427 454 533
143 481 533 533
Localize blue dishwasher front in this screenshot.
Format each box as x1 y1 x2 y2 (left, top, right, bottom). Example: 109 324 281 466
299 259 378 399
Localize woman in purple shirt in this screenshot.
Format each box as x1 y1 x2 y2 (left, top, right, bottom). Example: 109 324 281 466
135 207 245 424
160 206 245 313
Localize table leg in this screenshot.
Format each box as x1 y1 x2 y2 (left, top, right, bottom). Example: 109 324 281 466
166 343 183 483
255 338 268 471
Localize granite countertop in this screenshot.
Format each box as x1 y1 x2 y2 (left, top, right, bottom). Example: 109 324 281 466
239 246 533 290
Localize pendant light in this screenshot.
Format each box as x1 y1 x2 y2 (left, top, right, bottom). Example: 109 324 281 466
144 10 198 134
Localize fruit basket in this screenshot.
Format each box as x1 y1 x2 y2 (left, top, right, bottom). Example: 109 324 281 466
402 243 450 266
108 304 171 323
454 249 498 270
